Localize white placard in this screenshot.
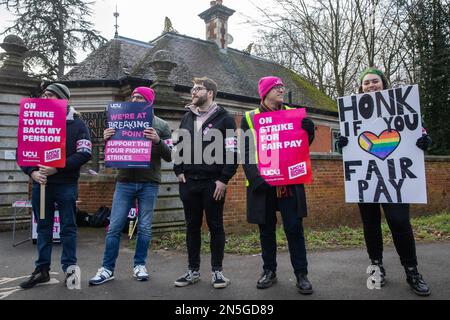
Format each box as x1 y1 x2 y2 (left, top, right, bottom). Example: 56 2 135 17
32 210 61 241
338 85 427 203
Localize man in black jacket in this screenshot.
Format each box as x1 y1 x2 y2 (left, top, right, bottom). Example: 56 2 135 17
19 83 92 289
173 77 238 289
241 76 315 294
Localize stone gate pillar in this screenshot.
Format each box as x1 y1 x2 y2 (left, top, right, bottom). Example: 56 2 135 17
0 35 40 230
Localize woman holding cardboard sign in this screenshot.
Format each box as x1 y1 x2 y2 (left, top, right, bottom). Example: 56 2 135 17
336 68 432 296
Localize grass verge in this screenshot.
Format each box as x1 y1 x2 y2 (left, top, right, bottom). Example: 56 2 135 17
132 212 450 255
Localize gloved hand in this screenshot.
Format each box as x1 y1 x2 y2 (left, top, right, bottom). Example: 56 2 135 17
336 135 349 149
301 118 315 137
416 134 432 151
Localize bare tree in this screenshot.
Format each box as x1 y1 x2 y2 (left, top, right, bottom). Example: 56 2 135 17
253 0 363 98
252 0 416 97
0 0 106 79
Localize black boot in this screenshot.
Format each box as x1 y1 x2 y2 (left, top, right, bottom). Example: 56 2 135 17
405 266 430 296
370 259 386 287
20 267 50 289
296 273 313 295
256 270 277 289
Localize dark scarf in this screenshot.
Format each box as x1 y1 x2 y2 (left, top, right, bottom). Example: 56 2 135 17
259 101 283 113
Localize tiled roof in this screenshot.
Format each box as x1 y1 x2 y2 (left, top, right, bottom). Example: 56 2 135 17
63 33 336 111
63 36 152 81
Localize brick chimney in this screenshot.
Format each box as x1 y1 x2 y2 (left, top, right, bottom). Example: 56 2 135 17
199 0 235 50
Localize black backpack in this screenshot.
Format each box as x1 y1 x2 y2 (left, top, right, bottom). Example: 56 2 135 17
76 208 90 227
89 206 111 228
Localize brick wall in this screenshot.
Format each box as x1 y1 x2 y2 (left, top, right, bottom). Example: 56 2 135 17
221 154 450 231
310 125 332 153
73 137 450 233
77 174 116 213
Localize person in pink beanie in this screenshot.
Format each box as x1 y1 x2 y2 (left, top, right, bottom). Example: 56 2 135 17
131 87 155 105
241 76 315 294
89 86 173 286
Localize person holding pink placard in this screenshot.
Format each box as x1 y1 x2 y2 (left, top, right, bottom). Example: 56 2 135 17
241 76 315 294
336 67 431 296
19 83 92 289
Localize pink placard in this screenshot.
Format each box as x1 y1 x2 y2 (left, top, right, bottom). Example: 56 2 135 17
17 98 67 168
254 108 313 186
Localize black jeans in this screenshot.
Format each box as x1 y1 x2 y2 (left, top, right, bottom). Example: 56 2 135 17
258 187 308 275
179 178 225 271
358 203 417 266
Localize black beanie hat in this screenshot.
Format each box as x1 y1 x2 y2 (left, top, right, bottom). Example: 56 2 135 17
45 83 71 100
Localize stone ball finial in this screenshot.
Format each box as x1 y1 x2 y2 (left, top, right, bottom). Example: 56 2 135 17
0 34 29 76
3 35 26 47
152 50 174 62
149 50 177 88
1 35 28 55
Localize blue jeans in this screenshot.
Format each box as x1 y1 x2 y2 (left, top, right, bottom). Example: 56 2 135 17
102 182 159 271
32 183 78 273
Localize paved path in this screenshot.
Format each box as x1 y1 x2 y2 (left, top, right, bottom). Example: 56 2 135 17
1 228 449 300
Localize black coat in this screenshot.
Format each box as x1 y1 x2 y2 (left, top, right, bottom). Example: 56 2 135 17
173 105 238 184
240 108 313 225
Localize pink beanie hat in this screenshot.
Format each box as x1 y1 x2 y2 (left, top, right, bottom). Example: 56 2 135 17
132 87 155 104
258 76 284 100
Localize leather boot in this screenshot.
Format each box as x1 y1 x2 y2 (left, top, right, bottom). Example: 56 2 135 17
256 269 277 289
20 267 50 289
296 273 313 295
405 266 430 296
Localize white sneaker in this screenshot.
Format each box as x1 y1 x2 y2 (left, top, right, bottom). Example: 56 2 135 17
211 271 230 289
89 267 114 286
133 265 149 281
174 270 200 287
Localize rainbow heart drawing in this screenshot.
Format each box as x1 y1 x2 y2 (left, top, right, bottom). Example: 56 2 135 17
358 130 401 160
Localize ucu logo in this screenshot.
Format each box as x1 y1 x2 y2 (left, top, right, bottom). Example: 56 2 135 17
23 151 37 158
262 169 280 176
109 103 122 109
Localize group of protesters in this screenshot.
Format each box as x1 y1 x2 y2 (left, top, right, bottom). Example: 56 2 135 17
18 67 432 297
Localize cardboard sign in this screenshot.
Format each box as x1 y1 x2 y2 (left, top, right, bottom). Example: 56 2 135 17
104 102 153 168
254 108 312 186
338 85 427 203
17 98 67 167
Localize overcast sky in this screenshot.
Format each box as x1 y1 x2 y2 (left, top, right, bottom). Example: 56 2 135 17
0 0 276 61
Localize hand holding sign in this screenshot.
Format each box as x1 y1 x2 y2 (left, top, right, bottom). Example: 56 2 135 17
31 171 47 184
38 165 57 176
103 128 116 141
144 127 160 144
